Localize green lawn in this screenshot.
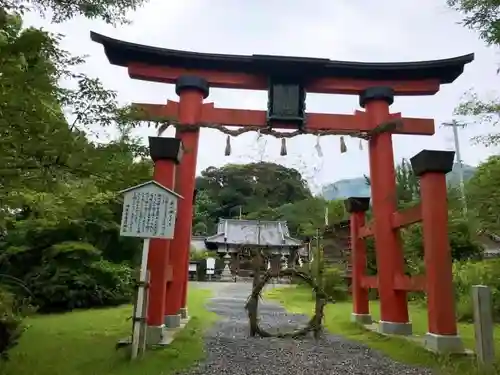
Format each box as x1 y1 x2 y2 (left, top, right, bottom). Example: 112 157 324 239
0 288 216 375
266 286 500 375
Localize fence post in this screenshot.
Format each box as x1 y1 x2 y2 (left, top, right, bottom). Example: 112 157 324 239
472 285 495 370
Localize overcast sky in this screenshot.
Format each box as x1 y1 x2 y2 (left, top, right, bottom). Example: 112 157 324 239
25 0 500 192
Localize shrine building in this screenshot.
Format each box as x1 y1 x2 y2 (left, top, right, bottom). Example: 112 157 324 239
204 219 305 277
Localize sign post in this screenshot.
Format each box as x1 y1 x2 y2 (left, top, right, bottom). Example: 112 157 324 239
119 180 182 360
130 239 150 359
472 285 495 370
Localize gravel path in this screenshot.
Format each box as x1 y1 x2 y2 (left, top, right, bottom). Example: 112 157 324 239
185 282 432 375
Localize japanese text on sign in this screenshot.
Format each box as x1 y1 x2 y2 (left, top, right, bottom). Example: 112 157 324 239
120 184 178 239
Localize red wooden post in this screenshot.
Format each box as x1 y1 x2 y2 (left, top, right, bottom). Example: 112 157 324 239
146 136 182 341
164 76 209 322
361 87 411 335
344 197 372 324
410 149 464 353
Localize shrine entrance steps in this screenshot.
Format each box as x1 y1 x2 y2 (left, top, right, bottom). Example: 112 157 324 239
183 282 431 375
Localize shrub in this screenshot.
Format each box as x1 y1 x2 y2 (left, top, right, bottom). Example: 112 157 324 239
294 251 349 301
190 249 217 262
402 217 483 263
23 241 134 312
453 259 500 322
0 287 23 360
322 266 349 301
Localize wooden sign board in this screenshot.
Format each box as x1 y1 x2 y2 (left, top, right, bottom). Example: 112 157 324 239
119 181 182 239
206 257 215 275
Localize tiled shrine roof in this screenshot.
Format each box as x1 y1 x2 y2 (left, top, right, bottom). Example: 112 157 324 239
205 219 302 248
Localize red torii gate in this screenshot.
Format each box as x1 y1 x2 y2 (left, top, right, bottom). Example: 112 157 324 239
91 31 473 353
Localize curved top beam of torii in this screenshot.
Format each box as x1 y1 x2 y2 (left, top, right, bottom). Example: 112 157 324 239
90 31 474 96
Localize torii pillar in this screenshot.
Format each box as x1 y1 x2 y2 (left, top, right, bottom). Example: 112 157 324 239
146 136 182 342
164 76 209 324
361 87 411 335
344 196 372 325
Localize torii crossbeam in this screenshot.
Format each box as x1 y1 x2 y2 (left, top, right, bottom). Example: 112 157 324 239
134 100 435 136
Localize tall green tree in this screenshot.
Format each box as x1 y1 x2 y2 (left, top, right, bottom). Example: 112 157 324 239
3 0 148 24
395 159 420 205
0 8 152 220
447 1 500 146
447 0 500 45
0 0 153 360
0 11 84 200
364 159 419 207
195 162 312 228
467 155 500 233
193 189 217 235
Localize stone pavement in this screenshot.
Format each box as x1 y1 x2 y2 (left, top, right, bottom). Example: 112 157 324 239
185 282 432 375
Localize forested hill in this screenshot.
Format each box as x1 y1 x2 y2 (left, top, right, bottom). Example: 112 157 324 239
193 162 347 238
322 162 477 201
193 159 499 239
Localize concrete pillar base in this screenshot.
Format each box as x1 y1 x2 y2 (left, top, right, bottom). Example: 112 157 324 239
179 307 189 320
379 320 413 336
164 314 181 328
351 313 373 325
146 325 164 345
423 332 465 354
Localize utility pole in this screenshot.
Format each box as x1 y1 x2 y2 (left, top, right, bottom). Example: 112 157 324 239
228 205 243 220
443 121 468 217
